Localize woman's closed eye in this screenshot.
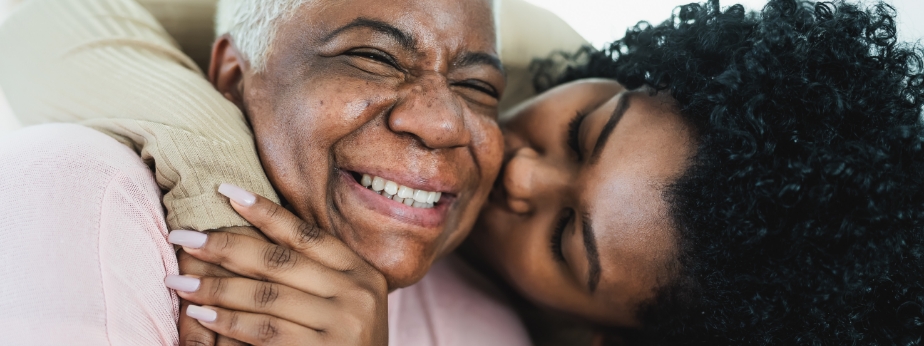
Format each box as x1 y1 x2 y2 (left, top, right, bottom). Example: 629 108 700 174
344 48 403 74
567 111 590 161
455 79 499 99
551 208 575 263
451 79 501 108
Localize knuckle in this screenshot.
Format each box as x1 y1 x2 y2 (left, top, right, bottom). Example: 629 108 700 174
263 203 282 222
339 313 367 338
253 281 280 309
294 220 322 247
262 245 296 271
227 310 244 335
213 232 237 256
215 336 247 346
209 277 227 302
257 316 280 344
179 258 227 277
182 332 214 346
350 288 380 309
363 268 389 292
346 266 388 297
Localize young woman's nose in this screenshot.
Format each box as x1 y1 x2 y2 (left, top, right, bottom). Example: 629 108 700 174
387 75 471 149
502 146 570 214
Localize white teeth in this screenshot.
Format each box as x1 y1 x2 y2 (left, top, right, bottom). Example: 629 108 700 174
371 177 386 192
361 174 373 187
359 174 442 209
384 181 399 195
397 186 413 199
413 190 430 203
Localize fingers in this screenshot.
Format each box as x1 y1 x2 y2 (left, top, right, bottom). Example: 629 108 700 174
172 230 350 298
177 230 257 346
179 250 237 278
185 305 323 346
216 336 248 346
215 225 271 243
218 183 360 270
169 276 338 330
180 301 219 346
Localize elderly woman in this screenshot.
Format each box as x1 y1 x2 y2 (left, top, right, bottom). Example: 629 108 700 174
0 0 561 344
2 0 923 345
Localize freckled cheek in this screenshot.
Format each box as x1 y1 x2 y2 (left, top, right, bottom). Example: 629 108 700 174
471 120 504 191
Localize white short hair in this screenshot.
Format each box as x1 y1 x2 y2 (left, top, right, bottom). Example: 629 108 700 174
215 0 500 72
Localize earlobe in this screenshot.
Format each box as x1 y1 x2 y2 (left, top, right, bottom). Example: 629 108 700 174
208 34 247 108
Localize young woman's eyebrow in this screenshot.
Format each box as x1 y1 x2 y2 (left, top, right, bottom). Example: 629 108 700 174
590 92 633 164
582 212 602 293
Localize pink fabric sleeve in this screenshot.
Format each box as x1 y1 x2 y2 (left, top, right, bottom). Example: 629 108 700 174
0 124 180 345
388 255 533 346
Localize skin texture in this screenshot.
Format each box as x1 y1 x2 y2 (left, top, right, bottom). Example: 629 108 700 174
209 0 505 289
465 79 696 327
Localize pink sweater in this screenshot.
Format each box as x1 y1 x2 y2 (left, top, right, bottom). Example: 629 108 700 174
0 124 531 346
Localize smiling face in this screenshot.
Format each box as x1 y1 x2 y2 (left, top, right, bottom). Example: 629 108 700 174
467 79 696 327
214 0 504 289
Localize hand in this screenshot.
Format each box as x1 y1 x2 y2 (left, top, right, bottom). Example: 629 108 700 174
166 184 389 346
176 226 268 346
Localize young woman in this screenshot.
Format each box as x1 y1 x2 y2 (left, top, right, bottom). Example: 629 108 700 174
466 0 924 342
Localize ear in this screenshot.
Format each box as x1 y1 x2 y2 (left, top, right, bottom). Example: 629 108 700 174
209 34 248 108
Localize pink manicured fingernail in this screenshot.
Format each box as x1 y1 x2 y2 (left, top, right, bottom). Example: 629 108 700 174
168 230 207 249
186 305 217 323
218 183 256 207
165 275 200 292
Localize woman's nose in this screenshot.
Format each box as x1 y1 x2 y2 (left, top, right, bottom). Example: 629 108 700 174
502 147 570 214
387 75 470 149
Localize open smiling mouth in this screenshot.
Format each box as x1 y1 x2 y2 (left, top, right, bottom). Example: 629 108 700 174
349 172 443 209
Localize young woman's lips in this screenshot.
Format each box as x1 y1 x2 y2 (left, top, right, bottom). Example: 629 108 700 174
336 169 454 229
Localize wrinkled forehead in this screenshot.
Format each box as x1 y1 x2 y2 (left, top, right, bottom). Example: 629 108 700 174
216 0 500 70
301 0 499 51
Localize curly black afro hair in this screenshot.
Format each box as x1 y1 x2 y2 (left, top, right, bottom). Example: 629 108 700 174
533 0 924 344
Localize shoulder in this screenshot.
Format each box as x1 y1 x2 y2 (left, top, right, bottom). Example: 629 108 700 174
0 123 151 178
0 124 159 205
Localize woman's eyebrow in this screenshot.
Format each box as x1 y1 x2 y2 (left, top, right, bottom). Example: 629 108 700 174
454 52 505 76
590 92 633 164
582 213 602 293
322 17 417 50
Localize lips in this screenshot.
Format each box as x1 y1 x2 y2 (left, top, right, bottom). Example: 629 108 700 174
359 173 442 209
336 168 457 229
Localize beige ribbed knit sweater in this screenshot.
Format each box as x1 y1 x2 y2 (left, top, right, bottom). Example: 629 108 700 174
0 0 585 232
0 0 277 230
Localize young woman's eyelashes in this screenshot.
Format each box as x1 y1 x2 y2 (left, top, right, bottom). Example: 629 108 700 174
567 111 590 161
551 208 575 263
